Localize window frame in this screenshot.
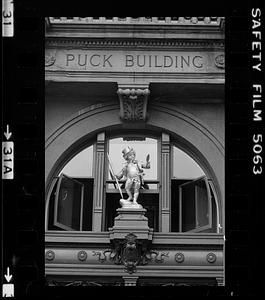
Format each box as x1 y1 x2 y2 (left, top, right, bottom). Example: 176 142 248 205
104 133 161 231
53 173 85 231
179 175 213 233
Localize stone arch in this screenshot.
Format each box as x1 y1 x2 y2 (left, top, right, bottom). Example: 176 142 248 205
45 102 224 229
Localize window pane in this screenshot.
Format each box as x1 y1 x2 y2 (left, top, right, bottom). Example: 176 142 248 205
59 145 93 177
181 183 196 231
173 146 204 179
108 137 157 180
179 177 212 232
195 182 209 227
54 174 84 231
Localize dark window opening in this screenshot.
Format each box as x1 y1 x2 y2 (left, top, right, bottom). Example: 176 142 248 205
171 179 190 232
48 174 93 231
171 177 217 233
54 174 84 231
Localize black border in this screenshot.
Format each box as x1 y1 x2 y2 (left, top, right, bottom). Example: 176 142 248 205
1 1 265 298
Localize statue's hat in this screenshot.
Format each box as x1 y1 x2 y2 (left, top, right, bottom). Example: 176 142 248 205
122 146 134 158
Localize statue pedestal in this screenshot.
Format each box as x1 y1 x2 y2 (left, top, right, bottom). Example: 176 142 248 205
109 208 153 241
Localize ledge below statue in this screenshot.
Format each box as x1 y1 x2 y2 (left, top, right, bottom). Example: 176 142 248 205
119 199 143 209
109 207 153 241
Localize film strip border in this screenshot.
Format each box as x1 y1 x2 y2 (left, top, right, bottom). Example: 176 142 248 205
225 1 265 297
1 2 264 299
2 0 44 297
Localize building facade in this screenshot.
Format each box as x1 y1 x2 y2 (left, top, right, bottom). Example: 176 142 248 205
45 17 225 286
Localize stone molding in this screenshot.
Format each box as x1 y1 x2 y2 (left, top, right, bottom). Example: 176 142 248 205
45 71 224 85
45 231 224 246
48 17 224 26
45 247 222 266
45 231 223 280
46 38 224 50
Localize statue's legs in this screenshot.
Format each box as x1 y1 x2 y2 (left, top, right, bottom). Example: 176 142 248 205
125 179 133 201
126 190 133 201
132 182 141 204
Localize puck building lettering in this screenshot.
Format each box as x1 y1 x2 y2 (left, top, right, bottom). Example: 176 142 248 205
45 17 225 287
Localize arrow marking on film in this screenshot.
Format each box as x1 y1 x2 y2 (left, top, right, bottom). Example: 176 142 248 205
4 267 12 282
4 125 12 140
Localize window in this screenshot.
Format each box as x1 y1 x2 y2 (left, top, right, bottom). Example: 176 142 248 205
46 145 94 231
46 132 219 233
179 176 212 232
171 146 217 232
54 174 84 230
105 136 159 231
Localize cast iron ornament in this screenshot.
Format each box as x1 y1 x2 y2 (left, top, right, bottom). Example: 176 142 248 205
45 250 55 261
206 252 217 263
77 250 87 261
175 252 185 263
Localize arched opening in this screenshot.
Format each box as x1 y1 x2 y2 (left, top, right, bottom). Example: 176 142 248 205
46 127 220 233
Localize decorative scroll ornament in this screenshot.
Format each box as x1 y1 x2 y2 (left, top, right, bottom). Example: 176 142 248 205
45 250 55 261
117 88 150 121
47 280 103 286
92 233 151 273
214 54 225 69
45 51 56 67
91 232 171 274
92 249 113 263
144 250 169 263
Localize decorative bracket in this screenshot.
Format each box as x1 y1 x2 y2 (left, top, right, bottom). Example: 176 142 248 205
117 84 150 121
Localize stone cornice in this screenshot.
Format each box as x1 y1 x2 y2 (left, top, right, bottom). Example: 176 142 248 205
45 71 225 85
45 38 224 50
46 18 225 36
46 17 224 42
46 231 224 246
48 17 224 26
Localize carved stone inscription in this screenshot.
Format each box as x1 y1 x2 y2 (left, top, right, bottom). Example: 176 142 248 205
45 49 224 73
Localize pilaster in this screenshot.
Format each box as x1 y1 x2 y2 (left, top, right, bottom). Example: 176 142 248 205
92 132 106 231
123 276 138 286
216 277 224 286
161 133 171 232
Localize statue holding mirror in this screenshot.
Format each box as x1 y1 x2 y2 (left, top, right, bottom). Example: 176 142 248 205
108 146 150 209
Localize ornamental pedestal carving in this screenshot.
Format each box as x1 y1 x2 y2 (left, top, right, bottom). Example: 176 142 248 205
108 208 153 273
